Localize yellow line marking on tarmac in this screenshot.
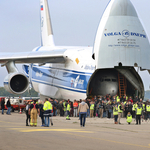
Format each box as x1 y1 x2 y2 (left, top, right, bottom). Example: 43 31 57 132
10 128 93 133
1 120 150 148
63 132 150 149
4 127 126 133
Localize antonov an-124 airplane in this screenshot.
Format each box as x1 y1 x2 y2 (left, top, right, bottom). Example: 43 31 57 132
0 0 150 101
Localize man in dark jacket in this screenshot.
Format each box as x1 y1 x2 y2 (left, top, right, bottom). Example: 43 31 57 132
1 98 5 114
52 99 57 116
99 100 105 118
86 99 90 117
94 99 98 117
6 99 11 115
127 101 133 116
39 100 45 126
133 96 139 103
58 101 64 116
25 101 31 126
106 102 112 119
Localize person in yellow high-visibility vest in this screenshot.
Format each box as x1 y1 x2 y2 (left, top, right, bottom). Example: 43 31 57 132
124 94 128 101
142 102 146 121
127 112 132 124
136 104 142 125
118 102 123 124
146 102 150 121
90 101 95 118
63 100 67 116
132 102 137 119
66 101 71 120
113 104 118 124
116 96 120 103
43 98 52 127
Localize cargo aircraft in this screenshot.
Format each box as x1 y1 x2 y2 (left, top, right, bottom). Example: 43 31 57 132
0 0 150 101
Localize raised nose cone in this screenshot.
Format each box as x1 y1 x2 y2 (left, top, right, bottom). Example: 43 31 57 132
94 0 150 70
109 0 138 17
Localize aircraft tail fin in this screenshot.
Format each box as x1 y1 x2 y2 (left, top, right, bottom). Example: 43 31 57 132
40 0 55 47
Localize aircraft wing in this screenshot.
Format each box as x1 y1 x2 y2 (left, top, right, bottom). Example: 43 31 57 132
0 49 66 64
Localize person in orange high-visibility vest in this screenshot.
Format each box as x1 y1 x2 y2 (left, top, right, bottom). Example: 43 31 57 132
73 100 78 117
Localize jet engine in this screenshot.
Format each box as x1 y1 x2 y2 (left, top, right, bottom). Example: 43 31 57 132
4 72 29 95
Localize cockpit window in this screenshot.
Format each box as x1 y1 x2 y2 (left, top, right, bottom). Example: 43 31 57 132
105 79 110 81
112 79 117 82
99 78 104 82
100 78 116 82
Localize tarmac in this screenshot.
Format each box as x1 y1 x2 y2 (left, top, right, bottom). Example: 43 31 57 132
0 111 150 150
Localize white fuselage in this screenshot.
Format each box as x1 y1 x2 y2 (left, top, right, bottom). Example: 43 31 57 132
23 46 95 101
1 0 148 100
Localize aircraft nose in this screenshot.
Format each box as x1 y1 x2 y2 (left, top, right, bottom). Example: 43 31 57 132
93 0 150 70
108 0 138 17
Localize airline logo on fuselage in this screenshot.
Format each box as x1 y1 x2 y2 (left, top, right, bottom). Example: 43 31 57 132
70 75 84 88
104 30 146 38
36 72 43 77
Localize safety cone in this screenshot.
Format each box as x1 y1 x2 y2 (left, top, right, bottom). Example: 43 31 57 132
19 108 22 114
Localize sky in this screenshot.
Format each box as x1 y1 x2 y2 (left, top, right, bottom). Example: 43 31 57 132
0 0 150 90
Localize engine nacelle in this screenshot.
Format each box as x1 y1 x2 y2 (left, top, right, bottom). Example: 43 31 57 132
4 73 29 95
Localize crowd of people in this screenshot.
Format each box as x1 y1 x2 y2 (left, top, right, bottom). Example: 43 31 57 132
1 94 150 127
55 94 150 125
25 98 54 127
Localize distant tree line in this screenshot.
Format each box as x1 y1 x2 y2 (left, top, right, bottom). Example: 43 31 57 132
0 87 38 97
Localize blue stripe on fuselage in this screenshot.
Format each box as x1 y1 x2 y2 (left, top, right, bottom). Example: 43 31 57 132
22 65 29 75
30 65 92 92
4 82 8 85
33 65 93 75
36 46 42 51
31 78 86 93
